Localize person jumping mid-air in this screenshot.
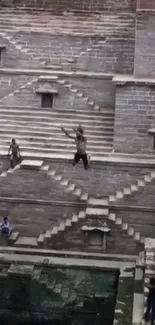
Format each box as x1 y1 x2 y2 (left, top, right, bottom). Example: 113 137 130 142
61 125 88 170
8 139 21 168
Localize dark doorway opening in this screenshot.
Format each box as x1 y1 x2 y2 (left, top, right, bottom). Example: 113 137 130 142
41 93 53 108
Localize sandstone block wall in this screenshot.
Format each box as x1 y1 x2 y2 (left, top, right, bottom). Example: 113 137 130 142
1 0 136 12
49 214 139 255
113 83 155 153
50 161 153 198
0 33 135 73
134 12 155 77
0 73 115 110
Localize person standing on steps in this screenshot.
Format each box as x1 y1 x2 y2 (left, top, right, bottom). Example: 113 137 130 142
143 275 155 324
8 139 21 168
61 125 89 170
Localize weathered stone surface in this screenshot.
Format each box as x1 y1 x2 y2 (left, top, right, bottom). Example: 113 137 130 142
134 12 155 77
8 263 34 277
48 213 139 255
20 159 43 169
113 83 155 153
0 0 136 12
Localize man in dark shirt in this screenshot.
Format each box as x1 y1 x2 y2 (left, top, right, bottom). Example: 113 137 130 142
144 276 155 324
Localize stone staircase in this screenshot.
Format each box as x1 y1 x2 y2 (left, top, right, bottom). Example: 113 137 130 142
0 10 135 37
0 10 135 71
0 105 114 158
35 165 155 247
38 75 100 111
4 161 154 249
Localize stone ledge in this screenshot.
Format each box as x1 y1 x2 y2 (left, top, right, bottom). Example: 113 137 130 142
0 246 137 262
20 159 43 169
8 263 34 277
0 252 135 272
36 87 58 95
113 74 155 86
0 196 86 207
0 44 6 50
0 68 113 79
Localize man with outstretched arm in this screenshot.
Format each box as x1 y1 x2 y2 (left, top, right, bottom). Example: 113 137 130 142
61 125 88 170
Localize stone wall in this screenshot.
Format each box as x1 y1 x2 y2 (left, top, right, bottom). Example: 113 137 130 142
113 80 155 153
1 0 136 12
1 73 115 110
111 210 155 238
114 178 155 209
50 161 153 198
0 74 34 100
49 214 139 255
134 12 155 77
0 201 82 237
1 33 135 73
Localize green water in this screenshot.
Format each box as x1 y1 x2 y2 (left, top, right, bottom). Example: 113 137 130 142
0 266 119 325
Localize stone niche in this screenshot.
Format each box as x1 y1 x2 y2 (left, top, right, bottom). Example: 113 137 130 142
82 222 111 251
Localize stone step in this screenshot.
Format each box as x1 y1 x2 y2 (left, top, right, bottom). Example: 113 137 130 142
128 227 134 236
0 105 114 115
0 26 135 37
78 211 86 219
65 219 72 227
0 123 114 133
80 193 88 201
88 198 108 205
123 188 131 195
8 231 19 243
37 233 45 245
115 217 122 225
0 149 109 160
14 236 38 248
58 222 65 231
0 128 114 138
137 180 145 187
108 213 116 221
130 184 138 192
0 114 114 124
86 207 109 216
0 133 114 143
71 214 78 223
0 144 112 154
0 140 113 150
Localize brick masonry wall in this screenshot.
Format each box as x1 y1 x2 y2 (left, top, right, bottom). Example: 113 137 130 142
1 32 135 73
114 178 155 208
113 83 155 153
134 12 155 77
49 214 139 255
112 210 155 238
0 35 40 70
1 74 115 110
0 201 82 237
50 161 153 198
1 0 136 12
0 74 35 100
137 0 155 10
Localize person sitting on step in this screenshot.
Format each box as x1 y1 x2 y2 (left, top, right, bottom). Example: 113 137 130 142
8 138 21 168
61 125 88 170
0 217 12 235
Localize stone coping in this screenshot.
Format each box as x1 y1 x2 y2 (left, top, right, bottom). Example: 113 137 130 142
0 251 135 273
0 44 6 50
0 68 113 79
0 246 137 262
36 87 58 94
113 74 155 86
1 152 155 166
0 196 86 207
